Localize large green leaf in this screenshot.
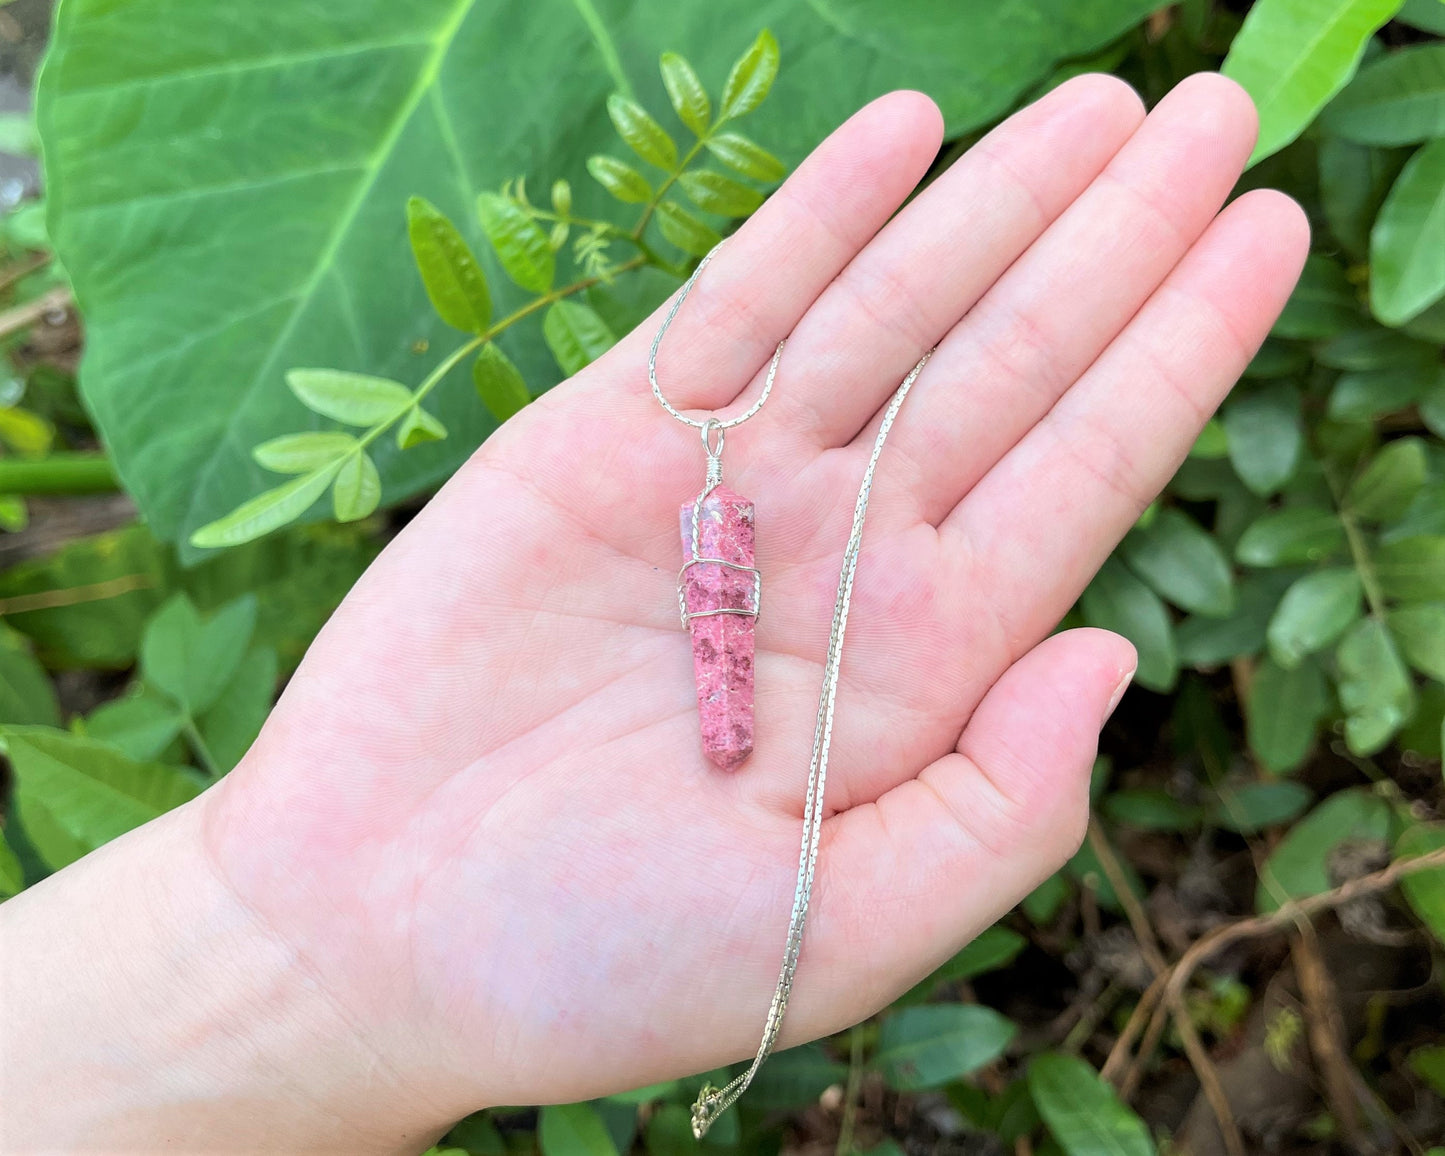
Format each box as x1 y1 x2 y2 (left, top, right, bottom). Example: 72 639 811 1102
1080 557 1177 692
903 924 1028 1002
1266 567 1363 667
1235 506 1346 567
1118 508 1235 618
1389 603 1445 681
1396 823 1445 945
1336 616 1415 754
1318 138 1410 260
1246 656 1330 773
742 1044 848 1111
0 624 59 726
39 0 1163 553
1323 44 1445 145
1398 0 1445 34
140 593 258 715
1222 383 1303 495
1371 137 1445 325
6 726 202 871
1222 0 1404 165
874 1004 1017 1090
538 1104 618 1156
1256 786 1391 911
1028 1053 1155 1156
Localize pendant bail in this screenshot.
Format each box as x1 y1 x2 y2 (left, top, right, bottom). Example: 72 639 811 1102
701 418 725 487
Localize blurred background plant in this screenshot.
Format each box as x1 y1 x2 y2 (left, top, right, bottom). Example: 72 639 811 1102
2 0 1445 1153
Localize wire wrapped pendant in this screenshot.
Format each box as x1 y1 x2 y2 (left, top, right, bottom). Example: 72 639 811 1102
678 420 759 769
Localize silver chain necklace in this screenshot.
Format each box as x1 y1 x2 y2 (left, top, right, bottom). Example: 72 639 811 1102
651 243 932 1136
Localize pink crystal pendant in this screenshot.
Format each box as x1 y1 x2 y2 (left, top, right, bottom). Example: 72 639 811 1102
678 483 759 769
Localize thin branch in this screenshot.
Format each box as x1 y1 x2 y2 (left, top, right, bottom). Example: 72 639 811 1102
1291 925 1366 1150
0 573 151 616
1107 842 1445 1107
1088 820 1245 1156
0 286 72 342
1101 971 1165 1084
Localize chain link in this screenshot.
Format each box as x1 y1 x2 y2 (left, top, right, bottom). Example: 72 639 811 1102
650 243 784 431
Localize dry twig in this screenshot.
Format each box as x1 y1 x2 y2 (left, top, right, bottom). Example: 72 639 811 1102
0 286 72 342
0 573 151 616
1087 820 1246 1156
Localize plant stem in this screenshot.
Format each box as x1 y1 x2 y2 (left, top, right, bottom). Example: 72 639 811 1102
0 285 71 341
1324 466 1387 620
835 1024 866 1156
353 254 650 458
0 452 118 495
632 135 709 239
0 573 151 616
524 207 627 237
181 716 222 779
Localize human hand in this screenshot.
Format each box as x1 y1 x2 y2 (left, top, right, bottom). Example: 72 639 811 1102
1 72 1309 1152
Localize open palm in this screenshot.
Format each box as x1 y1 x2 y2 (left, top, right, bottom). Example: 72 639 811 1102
202 73 1307 1129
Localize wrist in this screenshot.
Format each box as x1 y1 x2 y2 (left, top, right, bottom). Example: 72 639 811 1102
0 792 453 1153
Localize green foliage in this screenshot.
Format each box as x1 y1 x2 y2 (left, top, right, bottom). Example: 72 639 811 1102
1371 136 1445 323
37 0 1168 552
1028 1053 1155 1156
7 5 1445 1155
1256 787 1393 910
190 31 783 548
7 727 201 871
0 625 60 727
874 1005 1017 1090
539 1104 620 1156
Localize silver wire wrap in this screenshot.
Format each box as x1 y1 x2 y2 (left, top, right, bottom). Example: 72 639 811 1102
650 243 785 431
690 348 935 1138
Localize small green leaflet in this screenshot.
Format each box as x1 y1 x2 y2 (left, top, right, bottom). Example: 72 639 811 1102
706 132 786 181
720 29 780 121
477 192 555 294
407 196 492 334
586 155 652 204
332 452 382 522
605 93 677 170
660 52 710 137
287 369 413 427
543 302 616 376
654 201 723 257
473 342 531 421
253 431 358 474
190 464 342 549
678 170 764 217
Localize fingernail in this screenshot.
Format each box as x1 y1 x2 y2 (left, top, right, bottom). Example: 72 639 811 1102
1104 665 1136 721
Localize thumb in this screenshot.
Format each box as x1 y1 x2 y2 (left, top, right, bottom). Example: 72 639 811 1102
799 628 1136 1030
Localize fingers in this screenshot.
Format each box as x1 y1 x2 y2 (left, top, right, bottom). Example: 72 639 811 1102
604 91 944 417
942 189 1310 656
788 628 1134 1030
759 74 1146 449
871 72 1261 526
